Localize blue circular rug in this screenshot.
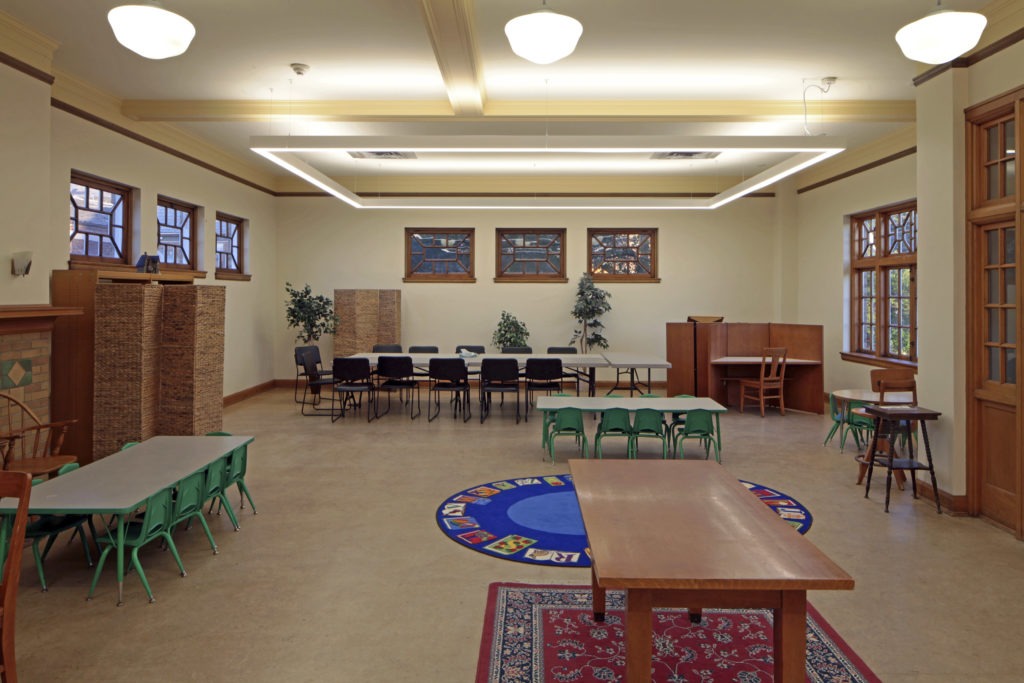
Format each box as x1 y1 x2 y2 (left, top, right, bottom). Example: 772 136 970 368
436 474 812 567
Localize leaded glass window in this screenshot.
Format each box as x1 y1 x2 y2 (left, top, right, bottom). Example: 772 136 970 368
587 228 658 282
405 228 475 282
495 229 566 282
215 213 243 273
69 172 131 263
157 197 196 268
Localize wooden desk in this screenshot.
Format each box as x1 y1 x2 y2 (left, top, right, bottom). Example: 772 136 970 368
710 356 824 414
571 460 853 682
601 352 672 396
0 435 253 605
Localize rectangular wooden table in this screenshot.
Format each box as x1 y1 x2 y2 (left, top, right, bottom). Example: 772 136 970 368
570 459 854 682
0 435 253 605
709 356 824 414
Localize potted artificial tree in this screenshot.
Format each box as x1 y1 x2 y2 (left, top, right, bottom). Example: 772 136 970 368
492 310 530 351
286 282 339 402
570 272 612 352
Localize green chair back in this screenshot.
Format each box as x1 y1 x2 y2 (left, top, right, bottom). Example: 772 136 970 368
547 407 588 463
632 408 668 459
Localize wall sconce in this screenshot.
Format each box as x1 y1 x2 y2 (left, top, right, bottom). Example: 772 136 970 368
11 251 32 277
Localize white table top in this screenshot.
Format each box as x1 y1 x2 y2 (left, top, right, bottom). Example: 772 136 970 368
600 352 672 369
348 352 610 368
0 435 253 515
535 395 726 413
711 356 821 365
832 389 915 405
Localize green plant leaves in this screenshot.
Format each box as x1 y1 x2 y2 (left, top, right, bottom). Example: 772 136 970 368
285 282 339 344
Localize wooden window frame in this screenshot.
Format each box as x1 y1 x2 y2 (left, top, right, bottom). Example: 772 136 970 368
69 171 132 267
494 228 567 283
214 212 251 281
848 201 918 366
587 228 660 283
156 196 198 270
404 228 476 283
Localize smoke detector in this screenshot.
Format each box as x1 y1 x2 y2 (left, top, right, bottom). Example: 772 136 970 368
290 63 310 76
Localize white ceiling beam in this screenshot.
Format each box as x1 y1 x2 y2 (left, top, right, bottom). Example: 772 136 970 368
418 0 485 116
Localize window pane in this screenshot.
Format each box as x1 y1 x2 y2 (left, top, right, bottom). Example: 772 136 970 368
589 229 656 279
988 269 1000 304
1007 160 1016 196
987 229 1000 265
988 308 1000 342
1008 308 1017 345
496 229 565 279
1003 121 1015 156
1005 228 1015 264
406 229 474 279
989 347 1001 381
70 175 128 261
1006 268 1016 304
987 125 1000 161
987 165 1000 200
1008 349 1017 385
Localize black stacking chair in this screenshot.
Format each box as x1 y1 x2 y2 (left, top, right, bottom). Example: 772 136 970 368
479 357 521 424
502 346 533 354
427 358 471 422
294 346 330 403
332 357 376 422
375 355 421 419
522 357 564 422
300 352 337 416
547 345 582 395
407 345 439 377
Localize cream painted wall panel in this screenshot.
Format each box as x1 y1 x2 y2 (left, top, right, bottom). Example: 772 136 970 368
967 41 1024 104
0 66 51 303
49 111 278 395
794 155 917 393
274 198 779 381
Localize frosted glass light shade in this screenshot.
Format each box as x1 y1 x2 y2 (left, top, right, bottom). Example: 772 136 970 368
107 5 196 60
895 9 987 65
504 9 583 65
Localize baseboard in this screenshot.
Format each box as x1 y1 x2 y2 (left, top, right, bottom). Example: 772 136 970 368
914 480 969 516
224 380 277 406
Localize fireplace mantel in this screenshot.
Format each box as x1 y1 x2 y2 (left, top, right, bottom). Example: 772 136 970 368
0 305 82 335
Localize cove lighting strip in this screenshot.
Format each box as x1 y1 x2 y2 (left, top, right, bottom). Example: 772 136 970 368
251 135 844 210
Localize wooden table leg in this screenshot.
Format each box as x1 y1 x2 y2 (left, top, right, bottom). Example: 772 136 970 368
773 590 807 683
591 564 605 622
625 588 653 683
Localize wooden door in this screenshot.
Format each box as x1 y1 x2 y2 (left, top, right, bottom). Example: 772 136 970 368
966 92 1022 536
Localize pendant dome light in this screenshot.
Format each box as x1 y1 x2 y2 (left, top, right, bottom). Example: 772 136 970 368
895 1 987 65
107 4 196 60
505 1 583 65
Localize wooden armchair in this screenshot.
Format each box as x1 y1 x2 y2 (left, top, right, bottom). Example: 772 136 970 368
0 392 78 478
738 347 788 417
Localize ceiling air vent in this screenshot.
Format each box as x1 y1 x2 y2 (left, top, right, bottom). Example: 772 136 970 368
348 151 417 160
651 151 720 160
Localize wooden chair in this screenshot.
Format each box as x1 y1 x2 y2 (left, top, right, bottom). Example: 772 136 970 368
854 374 918 487
738 347 787 417
0 470 33 683
0 393 77 478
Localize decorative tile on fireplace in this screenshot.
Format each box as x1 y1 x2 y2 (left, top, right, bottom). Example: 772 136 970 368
1 359 32 389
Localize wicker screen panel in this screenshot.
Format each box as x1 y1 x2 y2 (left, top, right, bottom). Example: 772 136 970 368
159 286 225 436
93 283 162 458
333 289 401 357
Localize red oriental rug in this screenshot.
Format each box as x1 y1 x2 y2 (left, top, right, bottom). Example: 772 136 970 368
477 583 881 683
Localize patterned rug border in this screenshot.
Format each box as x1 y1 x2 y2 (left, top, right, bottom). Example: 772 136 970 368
477 582 880 683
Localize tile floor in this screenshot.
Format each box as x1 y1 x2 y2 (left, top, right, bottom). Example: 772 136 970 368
12 388 1024 682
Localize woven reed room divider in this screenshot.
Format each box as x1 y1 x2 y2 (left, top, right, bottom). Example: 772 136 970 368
333 289 401 357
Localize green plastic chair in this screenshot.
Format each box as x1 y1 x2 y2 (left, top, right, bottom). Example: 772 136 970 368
673 409 720 462
25 462 96 591
546 407 588 463
87 486 186 603
171 469 218 554
594 408 632 459
541 393 574 448
207 432 257 516
203 456 240 531
667 394 695 445
631 408 669 460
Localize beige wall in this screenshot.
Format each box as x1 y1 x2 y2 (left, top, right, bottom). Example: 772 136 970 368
0 66 52 304
273 198 783 381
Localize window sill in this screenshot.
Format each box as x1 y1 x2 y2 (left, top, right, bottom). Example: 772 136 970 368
493 277 569 284
839 352 917 370
403 276 477 283
591 276 661 284
215 271 252 282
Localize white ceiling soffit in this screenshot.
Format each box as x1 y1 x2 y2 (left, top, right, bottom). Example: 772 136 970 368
251 135 845 210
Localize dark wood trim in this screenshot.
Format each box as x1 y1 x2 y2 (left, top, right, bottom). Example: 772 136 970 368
839 351 918 370
493 277 569 283
914 480 970 516
215 271 252 282
51 99 277 196
224 380 276 407
0 51 55 85
276 191 777 199
913 28 1024 87
797 148 917 194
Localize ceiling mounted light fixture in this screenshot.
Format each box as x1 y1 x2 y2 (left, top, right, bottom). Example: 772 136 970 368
505 1 583 65
107 4 196 60
895 1 987 65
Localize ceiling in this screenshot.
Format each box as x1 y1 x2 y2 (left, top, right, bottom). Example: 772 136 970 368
0 0 995 206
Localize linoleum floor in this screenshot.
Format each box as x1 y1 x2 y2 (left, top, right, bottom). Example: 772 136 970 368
13 388 1024 682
